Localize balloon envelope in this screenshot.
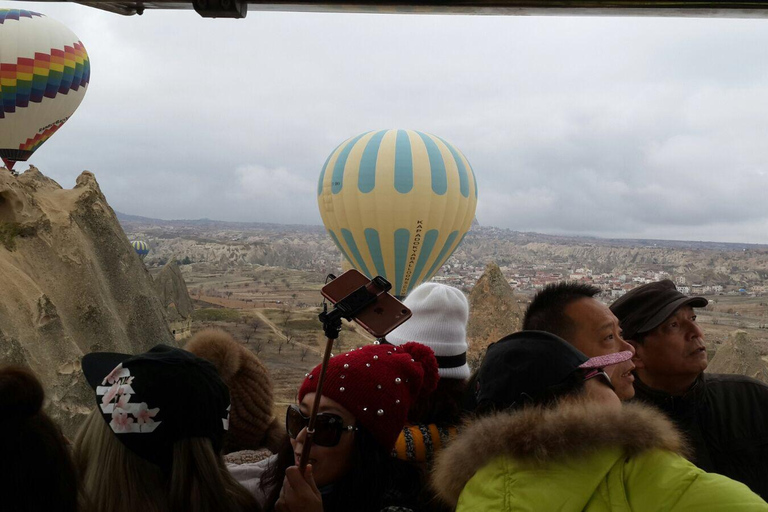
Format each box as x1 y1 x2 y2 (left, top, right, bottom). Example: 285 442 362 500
0 9 90 170
318 129 478 297
131 240 149 260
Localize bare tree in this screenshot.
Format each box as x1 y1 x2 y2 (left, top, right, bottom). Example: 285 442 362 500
301 347 309 361
280 307 295 346
278 342 284 354
254 341 263 355
281 307 293 329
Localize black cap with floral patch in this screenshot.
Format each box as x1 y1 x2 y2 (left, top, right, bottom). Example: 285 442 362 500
82 344 230 471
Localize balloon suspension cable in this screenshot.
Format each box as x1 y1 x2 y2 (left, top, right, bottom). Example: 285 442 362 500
299 276 392 473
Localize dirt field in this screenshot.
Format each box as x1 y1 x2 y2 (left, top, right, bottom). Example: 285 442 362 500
690 294 768 359
177 264 768 416
178 264 374 417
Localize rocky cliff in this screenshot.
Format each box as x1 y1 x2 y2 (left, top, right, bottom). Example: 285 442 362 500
154 260 193 339
452 230 768 284
466 262 524 367
708 330 768 383
138 236 337 270
0 167 174 435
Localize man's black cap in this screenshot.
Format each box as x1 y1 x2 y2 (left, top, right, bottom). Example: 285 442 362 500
82 345 230 471
609 279 708 341
474 330 631 412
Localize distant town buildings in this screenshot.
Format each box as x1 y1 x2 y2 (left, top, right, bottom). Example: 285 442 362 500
433 257 757 300
126 222 768 300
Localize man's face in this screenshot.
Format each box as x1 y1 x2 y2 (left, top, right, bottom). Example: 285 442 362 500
564 297 636 400
633 305 707 382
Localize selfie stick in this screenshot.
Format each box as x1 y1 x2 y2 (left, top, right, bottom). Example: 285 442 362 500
298 276 392 472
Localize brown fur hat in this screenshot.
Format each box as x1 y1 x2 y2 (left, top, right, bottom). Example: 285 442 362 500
186 329 283 453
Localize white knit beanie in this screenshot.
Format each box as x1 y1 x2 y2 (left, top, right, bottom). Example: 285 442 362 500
385 282 470 380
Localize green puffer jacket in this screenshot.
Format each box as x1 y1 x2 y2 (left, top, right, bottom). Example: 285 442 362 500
432 401 768 511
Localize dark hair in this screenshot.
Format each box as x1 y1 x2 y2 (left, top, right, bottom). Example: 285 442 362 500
522 282 602 340
408 378 467 425
474 370 586 417
0 366 83 512
261 427 421 511
629 331 649 345
461 370 480 414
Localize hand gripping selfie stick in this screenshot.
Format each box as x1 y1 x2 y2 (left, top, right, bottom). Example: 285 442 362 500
298 276 393 473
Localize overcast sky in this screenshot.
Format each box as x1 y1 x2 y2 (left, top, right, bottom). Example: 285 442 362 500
9 3 768 243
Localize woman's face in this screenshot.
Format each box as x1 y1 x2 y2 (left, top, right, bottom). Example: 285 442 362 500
290 393 356 488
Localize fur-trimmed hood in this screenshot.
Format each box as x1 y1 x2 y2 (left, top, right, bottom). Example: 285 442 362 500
432 401 688 507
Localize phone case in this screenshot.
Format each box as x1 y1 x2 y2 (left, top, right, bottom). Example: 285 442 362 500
321 270 412 338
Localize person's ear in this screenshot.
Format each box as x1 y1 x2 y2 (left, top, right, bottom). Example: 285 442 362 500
630 341 646 370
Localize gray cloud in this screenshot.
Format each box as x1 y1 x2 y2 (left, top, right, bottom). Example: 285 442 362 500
14 3 768 242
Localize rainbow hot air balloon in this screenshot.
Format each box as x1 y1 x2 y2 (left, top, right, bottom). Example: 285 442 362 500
318 129 478 297
131 240 149 260
0 9 90 171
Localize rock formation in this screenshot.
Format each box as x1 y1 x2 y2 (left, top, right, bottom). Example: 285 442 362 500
708 330 768 383
154 260 193 339
466 262 524 367
0 167 174 436
137 236 337 270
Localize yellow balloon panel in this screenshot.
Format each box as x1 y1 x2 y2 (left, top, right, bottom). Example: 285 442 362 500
318 129 477 297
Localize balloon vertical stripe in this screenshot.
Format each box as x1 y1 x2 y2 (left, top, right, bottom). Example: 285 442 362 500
407 229 439 294
465 157 478 199
364 228 387 278
358 130 386 193
416 133 447 196
318 155 331 196
437 136 470 198
394 229 410 297
318 142 341 196
341 228 371 277
394 130 413 194
424 230 459 281
328 230 353 266
331 132 368 194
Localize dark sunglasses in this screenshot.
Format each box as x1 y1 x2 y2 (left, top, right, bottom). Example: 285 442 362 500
285 404 358 448
583 368 615 390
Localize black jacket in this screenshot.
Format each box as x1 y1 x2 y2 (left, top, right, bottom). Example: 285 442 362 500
634 372 768 500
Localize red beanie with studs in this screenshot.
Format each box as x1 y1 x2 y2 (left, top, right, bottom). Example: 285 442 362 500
298 342 439 450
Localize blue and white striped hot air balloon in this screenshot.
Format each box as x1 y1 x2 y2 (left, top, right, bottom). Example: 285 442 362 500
130 240 149 260
318 129 478 297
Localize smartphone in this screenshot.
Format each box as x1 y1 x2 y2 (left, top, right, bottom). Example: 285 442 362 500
321 269 412 338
